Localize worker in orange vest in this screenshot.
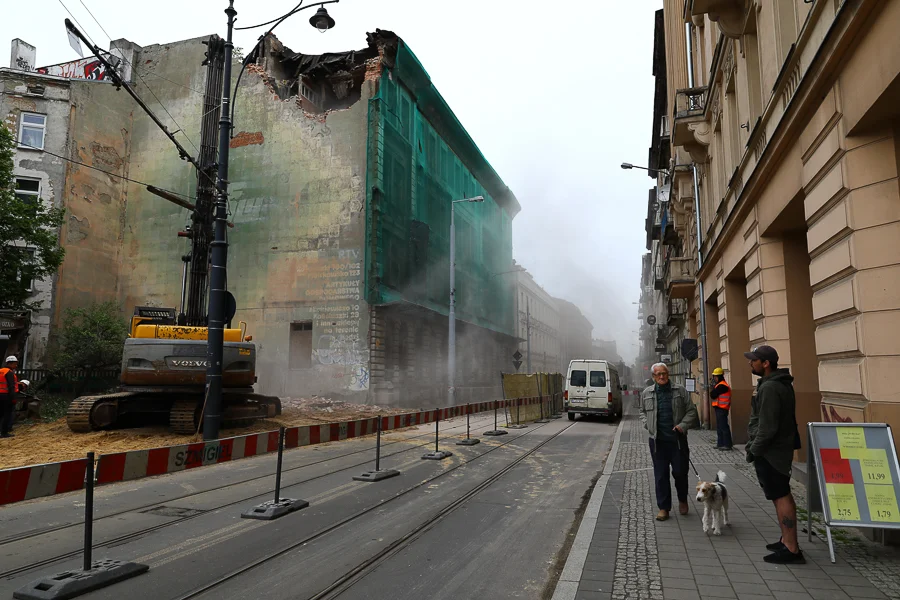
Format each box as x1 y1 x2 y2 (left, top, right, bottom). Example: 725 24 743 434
1 355 28 438
710 367 732 450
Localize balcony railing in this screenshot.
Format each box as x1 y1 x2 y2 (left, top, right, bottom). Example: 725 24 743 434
673 86 707 147
667 298 688 327
666 257 696 299
675 86 707 119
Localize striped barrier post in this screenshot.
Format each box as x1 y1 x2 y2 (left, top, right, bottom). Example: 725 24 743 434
241 427 309 521
354 415 400 482
422 407 452 460
456 403 480 446
1 457 89 506
484 400 507 437
14 453 149 599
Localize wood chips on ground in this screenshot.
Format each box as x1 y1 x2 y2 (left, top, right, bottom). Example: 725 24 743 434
0 397 412 470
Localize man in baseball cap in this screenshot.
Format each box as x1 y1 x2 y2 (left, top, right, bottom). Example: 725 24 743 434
1 356 28 438
743 345 804 563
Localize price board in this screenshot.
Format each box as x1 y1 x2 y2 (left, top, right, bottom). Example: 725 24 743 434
807 423 900 562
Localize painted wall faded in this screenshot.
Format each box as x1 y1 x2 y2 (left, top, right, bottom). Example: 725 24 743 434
115 36 372 399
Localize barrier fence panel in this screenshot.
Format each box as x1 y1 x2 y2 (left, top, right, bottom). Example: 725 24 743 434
0 457 90 506
3 394 552 504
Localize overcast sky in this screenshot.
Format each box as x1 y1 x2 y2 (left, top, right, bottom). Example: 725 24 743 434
2 0 656 363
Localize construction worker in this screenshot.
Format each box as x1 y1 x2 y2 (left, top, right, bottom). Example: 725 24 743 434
709 367 732 450
0 356 28 438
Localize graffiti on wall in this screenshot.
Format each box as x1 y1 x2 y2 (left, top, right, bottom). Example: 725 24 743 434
822 405 854 423
37 58 111 81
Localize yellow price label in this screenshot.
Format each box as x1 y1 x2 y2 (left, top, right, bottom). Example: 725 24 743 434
826 483 861 521
860 449 893 485
865 485 900 523
837 427 867 459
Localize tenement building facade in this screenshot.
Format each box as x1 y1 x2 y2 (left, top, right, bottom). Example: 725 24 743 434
648 0 900 448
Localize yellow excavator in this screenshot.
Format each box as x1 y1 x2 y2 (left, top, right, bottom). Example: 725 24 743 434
66 307 280 434
65 33 281 434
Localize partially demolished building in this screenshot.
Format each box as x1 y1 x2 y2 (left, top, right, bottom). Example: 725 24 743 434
2 30 520 406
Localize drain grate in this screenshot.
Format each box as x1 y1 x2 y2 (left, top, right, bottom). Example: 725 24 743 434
140 506 205 518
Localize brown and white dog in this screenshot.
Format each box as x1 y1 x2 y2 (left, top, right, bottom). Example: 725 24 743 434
695 470 729 535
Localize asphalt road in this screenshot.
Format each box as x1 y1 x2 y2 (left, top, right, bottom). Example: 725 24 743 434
1 412 617 600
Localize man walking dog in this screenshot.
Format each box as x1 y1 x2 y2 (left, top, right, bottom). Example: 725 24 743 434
640 362 698 521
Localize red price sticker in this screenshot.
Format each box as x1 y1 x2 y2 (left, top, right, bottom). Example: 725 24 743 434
821 448 854 484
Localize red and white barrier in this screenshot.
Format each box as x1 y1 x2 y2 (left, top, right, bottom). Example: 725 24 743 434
0 457 89 506
4 397 549 500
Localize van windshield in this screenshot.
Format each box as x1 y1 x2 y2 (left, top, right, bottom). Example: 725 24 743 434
570 370 587 387
590 371 607 387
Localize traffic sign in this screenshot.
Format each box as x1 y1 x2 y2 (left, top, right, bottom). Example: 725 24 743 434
513 360 522 371
513 350 523 361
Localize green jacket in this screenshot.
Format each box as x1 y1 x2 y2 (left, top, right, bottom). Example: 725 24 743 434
748 369 796 475
639 383 698 439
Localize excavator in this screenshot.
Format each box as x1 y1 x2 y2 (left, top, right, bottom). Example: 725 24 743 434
66 32 281 434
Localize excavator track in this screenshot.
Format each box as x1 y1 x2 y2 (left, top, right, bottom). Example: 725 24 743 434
170 399 202 435
66 392 137 433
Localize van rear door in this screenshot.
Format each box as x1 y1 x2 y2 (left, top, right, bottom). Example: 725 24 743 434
586 367 609 411
568 365 588 408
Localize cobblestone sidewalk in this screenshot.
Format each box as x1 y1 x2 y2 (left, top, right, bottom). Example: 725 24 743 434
568 405 900 600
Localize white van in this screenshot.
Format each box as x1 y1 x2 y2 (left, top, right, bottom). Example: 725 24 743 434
565 359 623 421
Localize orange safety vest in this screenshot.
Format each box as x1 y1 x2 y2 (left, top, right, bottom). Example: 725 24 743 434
712 380 731 410
0 368 19 396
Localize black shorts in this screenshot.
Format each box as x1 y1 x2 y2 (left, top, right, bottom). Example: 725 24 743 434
755 456 792 500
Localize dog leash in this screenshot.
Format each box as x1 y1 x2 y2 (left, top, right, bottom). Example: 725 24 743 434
677 434 702 480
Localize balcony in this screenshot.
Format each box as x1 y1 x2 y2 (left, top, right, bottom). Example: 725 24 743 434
666 257 696 299
672 86 707 147
667 298 687 327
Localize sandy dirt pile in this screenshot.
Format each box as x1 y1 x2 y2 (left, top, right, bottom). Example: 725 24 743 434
0 397 411 470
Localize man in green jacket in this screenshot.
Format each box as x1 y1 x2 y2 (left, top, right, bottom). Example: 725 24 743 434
640 362 698 521
744 345 804 564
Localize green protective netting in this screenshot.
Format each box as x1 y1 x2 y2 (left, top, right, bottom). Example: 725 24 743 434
365 42 516 337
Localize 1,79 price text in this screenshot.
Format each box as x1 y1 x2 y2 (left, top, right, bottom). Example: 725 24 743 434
877 510 893 519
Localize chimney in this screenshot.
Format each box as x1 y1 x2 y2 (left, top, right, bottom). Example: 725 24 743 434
110 39 141 83
11 39 36 72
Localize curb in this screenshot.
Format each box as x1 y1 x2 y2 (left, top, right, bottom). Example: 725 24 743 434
551 412 628 600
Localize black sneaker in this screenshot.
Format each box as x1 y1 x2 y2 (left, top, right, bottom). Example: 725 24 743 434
766 539 785 551
764 547 805 564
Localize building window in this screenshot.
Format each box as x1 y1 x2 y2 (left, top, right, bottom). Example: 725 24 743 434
11 247 36 292
289 321 313 370
18 113 46 150
15 178 40 205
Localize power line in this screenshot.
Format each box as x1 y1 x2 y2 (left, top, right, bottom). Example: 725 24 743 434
56 0 99 49
12 136 196 201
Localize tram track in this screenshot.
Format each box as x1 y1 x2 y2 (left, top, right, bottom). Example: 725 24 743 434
0 412 503 579
172 419 578 600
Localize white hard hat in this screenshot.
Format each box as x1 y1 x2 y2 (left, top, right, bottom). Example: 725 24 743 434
19 379 29 387
4 356 18 363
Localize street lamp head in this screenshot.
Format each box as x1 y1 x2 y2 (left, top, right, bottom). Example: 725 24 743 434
621 163 634 170
310 6 336 32
470 196 485 203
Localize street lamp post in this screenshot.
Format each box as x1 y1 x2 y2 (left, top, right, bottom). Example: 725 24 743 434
448 196 484 406
621 161 711 427
204 0 337 440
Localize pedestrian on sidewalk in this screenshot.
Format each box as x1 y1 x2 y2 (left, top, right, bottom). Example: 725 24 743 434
640 363 699 522
743 345 805 564
710 367 733 451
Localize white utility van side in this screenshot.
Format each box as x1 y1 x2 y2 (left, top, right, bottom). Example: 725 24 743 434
565 359 623 421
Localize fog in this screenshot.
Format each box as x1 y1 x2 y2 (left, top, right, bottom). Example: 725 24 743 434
2 0 656 363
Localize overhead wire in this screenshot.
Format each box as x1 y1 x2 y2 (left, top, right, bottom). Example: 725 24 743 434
74 0 200 155
12 137 196 201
